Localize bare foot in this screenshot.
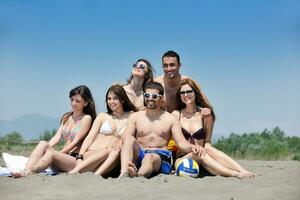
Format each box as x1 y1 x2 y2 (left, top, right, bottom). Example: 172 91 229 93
236 171 256 179
127 161 138 178
11 170 32 178
240 170 257 178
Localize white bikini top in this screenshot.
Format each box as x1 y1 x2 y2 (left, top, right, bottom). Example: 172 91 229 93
99 120 126 137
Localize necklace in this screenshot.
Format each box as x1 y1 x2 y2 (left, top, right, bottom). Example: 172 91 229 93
183 107 198 115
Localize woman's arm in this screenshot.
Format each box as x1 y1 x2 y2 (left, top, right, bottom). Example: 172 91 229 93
77 113 104 156
48 124 64 147
60 115 92 154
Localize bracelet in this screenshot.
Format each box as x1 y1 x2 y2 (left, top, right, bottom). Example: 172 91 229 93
75 154 84 160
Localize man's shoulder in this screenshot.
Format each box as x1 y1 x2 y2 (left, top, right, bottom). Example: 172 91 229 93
130 110 144 117
161 110 176 120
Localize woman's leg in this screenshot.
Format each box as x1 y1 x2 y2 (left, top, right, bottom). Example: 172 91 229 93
25 146 57 175
48 151 77 172
25 141 49 171
194 153 254 179
94 149 120 176
11 141 50 177
68 149 109 174
204 144 255 175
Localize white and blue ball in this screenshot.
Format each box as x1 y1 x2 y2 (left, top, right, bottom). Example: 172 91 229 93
175 158 199 177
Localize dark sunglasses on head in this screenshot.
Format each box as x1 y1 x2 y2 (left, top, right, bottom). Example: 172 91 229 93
143 93 162 99
179 90 194 95
132 63 146 70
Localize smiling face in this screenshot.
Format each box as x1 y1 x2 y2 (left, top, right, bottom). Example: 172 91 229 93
107 92 123 112
132 61 148 79
180 84 195 106
70 94 87 113
162 56 180 79
144 88 162 109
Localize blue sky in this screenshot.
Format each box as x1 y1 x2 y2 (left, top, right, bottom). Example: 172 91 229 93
0 0 299 137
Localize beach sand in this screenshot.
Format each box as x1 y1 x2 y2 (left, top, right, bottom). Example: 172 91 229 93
0 160 299 200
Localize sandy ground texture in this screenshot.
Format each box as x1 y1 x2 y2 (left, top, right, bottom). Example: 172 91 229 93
0 160 299 200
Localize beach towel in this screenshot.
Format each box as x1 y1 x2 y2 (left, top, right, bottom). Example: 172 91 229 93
1 152 56 176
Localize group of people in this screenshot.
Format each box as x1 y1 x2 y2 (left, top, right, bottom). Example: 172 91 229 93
12 50 255 179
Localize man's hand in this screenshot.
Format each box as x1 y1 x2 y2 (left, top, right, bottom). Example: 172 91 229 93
200 107 211 117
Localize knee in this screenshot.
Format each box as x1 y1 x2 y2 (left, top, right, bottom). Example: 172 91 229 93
38 141 49 149
143 154 159 163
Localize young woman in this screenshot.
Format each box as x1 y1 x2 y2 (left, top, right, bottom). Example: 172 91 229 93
173 78 256 179
68 84 137 176
123 58 154 110
12 85 96 177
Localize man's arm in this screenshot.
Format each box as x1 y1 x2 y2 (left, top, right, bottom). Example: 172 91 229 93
204 115 214 145
120 112 137 141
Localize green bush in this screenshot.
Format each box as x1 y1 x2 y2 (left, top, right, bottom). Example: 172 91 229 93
213 127 299 160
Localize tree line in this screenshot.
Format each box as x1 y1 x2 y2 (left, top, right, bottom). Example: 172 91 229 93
214 127 300 160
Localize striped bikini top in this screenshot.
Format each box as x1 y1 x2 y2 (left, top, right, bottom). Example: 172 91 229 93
61 117 83 142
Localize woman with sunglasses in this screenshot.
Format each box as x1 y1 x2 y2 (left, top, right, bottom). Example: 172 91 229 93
123 58 154 110
68 84 137 176
173 78 256 179
12 85 97 178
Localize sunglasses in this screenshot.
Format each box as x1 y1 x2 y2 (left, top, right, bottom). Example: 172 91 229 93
132 63 146 70
143 93 162 99
179 90 194 96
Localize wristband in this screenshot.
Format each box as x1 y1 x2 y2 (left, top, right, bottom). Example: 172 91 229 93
75 154 83 160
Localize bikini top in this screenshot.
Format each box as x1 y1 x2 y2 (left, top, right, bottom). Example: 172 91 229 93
179 110 205 144
61 117 82 142
99 119 126 137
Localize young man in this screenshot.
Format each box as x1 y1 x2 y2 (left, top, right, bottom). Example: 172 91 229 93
154 50 211 113
120 82 203 178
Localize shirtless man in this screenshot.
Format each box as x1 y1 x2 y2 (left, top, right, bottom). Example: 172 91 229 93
154 50 211 113
120 82 203 178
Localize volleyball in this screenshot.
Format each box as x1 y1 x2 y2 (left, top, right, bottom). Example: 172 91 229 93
175 158 199 177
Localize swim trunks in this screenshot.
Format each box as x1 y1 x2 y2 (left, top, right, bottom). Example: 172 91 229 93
136 148 172 175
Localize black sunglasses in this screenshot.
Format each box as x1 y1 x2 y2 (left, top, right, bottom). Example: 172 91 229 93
143 93 161 99
179 90 194 95
132 63 146 70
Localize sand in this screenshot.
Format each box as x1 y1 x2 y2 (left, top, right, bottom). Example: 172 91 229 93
0 160 299 200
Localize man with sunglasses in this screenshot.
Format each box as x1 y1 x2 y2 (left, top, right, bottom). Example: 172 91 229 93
154 50 211 113
119 82 203 178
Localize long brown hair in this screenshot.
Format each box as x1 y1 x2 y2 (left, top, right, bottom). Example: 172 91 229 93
105 84 138 114
127 58 154 89
176 78 216 121
61 85 97 124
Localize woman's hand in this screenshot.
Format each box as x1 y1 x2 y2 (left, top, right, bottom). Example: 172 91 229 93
192 145 204 157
